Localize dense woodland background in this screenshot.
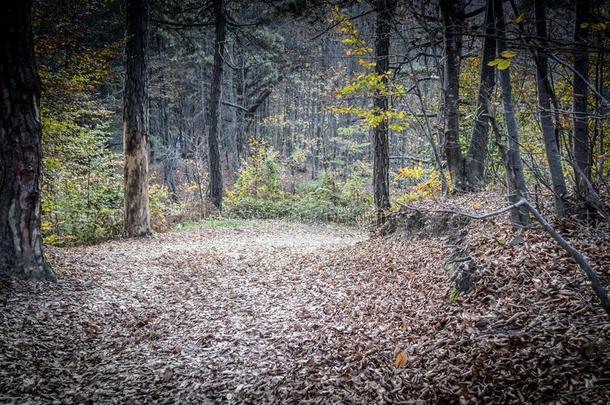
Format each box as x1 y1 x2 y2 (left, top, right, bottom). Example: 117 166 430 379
29 0 609 245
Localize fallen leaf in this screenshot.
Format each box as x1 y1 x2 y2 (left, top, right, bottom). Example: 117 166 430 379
394 351 408 368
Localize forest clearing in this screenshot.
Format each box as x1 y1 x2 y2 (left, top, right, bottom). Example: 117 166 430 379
1 0 610 403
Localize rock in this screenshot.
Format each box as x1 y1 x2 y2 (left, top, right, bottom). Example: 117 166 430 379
510 235 525 246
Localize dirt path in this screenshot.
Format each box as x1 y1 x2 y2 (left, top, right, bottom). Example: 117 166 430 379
1 221 373 404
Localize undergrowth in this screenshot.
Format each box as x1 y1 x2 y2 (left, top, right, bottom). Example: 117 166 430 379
224 143 374 225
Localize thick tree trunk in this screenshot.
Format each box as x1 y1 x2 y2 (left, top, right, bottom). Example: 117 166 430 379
493 0 529 227
123 0 151 237
372 0 396 226
208 0 225 210
534 0 567 218
465 0 495 189
573 0 591 198
0 1 55 281
440 0 466 192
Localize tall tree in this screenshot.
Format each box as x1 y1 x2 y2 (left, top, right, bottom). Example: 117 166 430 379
572 0 591 199
371 0 396 226
439 0 466 192
208 0 226 210
533 0 567 218
123 0 151 236
159 73 178 202
493 0 529 227
155 35 178 202
465 0 496 189
0 0 55 280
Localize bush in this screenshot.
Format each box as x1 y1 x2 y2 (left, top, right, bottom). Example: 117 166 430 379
224 196 290 219
42 121 124 246
225 145 373 225
228 141 283 201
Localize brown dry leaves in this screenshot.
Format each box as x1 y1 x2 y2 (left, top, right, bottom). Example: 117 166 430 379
0 212 609 404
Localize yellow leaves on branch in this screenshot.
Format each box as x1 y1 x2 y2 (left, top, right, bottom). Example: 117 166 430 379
487 49 517 71
357 58 376 70
500 50 517 58
335 71 405 101
333 6 371 58
395 166 426 180
330 105 410 130
331 4 408 132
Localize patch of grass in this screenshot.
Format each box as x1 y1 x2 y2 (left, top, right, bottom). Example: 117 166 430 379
448 287 460 304
173 218 248 231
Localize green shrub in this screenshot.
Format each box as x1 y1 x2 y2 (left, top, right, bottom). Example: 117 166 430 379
225 146 373 225
228 141 283 201
42 121 124 246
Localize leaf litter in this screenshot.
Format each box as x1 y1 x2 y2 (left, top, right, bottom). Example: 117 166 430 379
0 213 608 404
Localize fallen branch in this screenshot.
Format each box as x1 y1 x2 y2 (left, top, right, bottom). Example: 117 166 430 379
400 198 610 316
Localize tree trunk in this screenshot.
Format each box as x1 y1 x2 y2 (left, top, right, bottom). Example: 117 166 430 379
573 0 591 199
234 41 246 165
440 0 466 192
534 0 567 218
493 0 529 227
372 0 396 226
208 0 225 210
0 0 55 281
465 0 495 189
160 79 177 202
123 0 151 237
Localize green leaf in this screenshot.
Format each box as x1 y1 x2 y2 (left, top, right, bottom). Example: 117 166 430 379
500 50 517 58
487 58 501 67
497 59 511 70
512 13 525 24
580 22 589 29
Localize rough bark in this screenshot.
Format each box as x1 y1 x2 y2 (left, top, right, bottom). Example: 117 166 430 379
0 0 55 281
440 0 466 192
372 0 395 226
493 0 529 227
208 0 226 210
573 0 591 199
465 0 496 189
123 0 151 237
533 0 567 218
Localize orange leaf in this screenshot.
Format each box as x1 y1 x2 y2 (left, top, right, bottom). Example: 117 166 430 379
393 351 408 368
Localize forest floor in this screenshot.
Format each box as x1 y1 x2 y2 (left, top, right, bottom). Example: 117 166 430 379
1 212 609 404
